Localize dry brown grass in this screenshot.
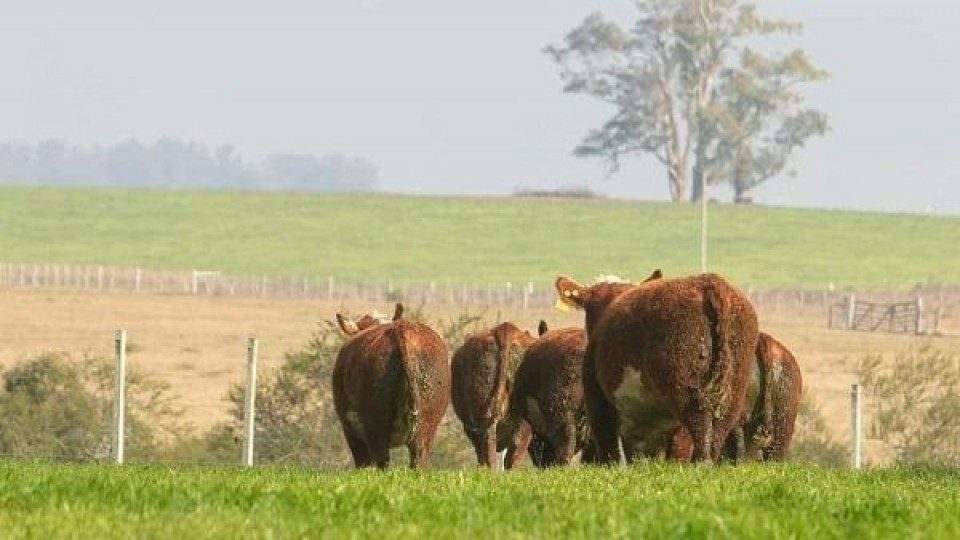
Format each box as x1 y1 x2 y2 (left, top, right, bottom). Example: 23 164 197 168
2 286 957 463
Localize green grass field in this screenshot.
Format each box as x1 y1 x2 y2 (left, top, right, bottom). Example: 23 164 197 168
1 185 957 289
1 462 957 539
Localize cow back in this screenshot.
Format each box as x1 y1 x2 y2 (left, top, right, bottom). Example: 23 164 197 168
589 272 759 461
451 322 532 431
510 327 593 466
332 319 449 451
746 332 803 460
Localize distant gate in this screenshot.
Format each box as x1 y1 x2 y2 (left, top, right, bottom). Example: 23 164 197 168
829 295 923 334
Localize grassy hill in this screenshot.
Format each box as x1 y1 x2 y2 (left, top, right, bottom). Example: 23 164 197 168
1 185 957 289
1 462 958 539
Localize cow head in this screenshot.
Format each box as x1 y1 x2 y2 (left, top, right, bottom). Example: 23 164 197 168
335 309 394 336
554 270 663 334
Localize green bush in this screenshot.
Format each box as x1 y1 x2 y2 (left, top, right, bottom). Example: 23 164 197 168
788 396 848 467
0 352 187 461
858 345 960 466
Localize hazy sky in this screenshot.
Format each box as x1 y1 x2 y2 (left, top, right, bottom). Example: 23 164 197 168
4 0 959 215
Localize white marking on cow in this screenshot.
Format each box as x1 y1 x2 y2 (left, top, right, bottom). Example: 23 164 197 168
496 449 507 472
614 367 649 439
593 274 626 283
613 366 675 456
770 362 784 382
367 310 391 323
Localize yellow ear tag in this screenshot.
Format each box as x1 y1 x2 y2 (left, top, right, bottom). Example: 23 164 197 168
554 297 572 312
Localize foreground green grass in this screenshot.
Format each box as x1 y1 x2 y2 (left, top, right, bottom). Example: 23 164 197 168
1 462 958 539
1 185 958 289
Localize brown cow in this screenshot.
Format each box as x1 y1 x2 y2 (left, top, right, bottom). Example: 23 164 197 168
669 332 804 462
450 322 537 470
748 332 803 460
555 271 759 463
332 303 450 469
508 320 593 467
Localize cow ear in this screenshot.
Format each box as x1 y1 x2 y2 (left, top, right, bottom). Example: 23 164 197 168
641 269 663 283
336 313 359 336
554 276 586 310
392 302 404 321
538 320 549 336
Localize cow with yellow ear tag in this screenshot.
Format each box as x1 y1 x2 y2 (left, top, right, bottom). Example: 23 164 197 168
553 271 662 334
554 269 758 465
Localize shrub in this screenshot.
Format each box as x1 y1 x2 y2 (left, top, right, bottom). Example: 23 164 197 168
788 396 848 467
858 345 960 466
201 319 349 466
0 352 187 461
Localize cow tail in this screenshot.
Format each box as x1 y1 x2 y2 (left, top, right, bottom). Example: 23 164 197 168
756 337 775 437
391 323 420 429
486 325 514 422
702 278 729 411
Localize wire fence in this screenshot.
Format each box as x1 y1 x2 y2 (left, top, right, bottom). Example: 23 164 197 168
2 262 959 322
0 328 895 469
2 261 958 467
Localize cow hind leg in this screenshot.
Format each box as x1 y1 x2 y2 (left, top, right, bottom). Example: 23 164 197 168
409 420 442 469
371 446 391 470
464 428 486 467
503 422 532 470
406 439 426 469
343 427 374 468
483 425 501 471
363 427 391 469
527 435 548 468
684 392 715 463
720 426 745 464
764 428 787 462
552 417 578 466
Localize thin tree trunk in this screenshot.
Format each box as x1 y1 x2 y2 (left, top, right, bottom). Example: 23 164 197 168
690 166 704 202
667 157 688 202
690 134 708 202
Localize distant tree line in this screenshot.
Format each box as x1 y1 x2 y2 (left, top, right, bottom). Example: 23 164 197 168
0 138 380 192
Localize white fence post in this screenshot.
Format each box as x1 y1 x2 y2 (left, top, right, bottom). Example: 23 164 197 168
845 294 857 330
915 296 924 334
113 329 127 464
850 383 862 469
242 336 259 467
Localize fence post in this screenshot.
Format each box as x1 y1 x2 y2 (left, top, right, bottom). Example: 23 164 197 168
915 296 924 334
850 383 862 470
845 294 856 330
242 337 259 467
113 330 127 464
